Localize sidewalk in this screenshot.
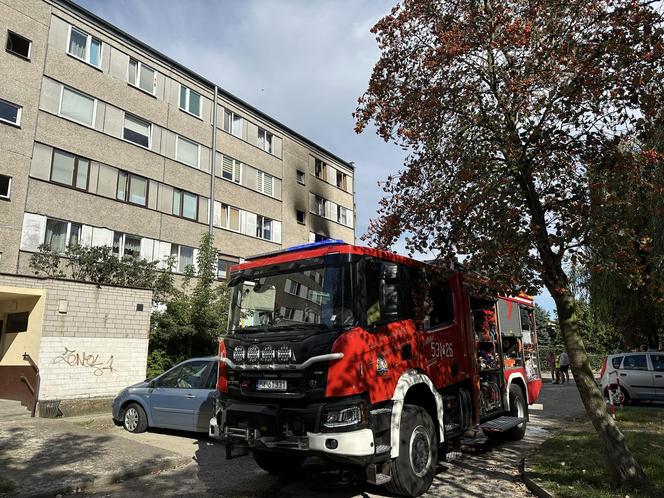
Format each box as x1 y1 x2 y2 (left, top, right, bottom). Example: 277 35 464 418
0 416 190 497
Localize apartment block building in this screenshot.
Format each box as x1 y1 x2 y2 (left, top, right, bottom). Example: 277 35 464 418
0 0 356 281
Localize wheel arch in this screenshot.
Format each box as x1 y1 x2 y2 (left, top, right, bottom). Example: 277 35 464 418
390 371 444 459
120 397 153 426
506 372 528 409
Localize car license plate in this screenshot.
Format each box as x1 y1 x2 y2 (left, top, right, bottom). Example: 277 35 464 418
256 379 287 391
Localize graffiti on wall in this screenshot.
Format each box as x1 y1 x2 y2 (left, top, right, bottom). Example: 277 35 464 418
53 347 117 376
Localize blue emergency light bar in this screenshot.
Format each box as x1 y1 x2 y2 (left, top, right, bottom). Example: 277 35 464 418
243 239 347 261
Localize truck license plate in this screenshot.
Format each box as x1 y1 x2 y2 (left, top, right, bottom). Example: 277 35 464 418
256 379 287 391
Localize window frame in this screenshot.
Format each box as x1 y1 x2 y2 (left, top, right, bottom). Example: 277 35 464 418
257 128 273 153
44 218 82 253
621 354 649 371
58 86 97 127
172 188 199 221
314 158 326 179
296 209 305 225
170 243 195 273
0 98 22 127
66 25 102 69
6 30 32 60
221 156 242 183
0 174 12 200
127 57 156 96
256 170 274 197
112 231 142 259
255 215 273 241
296 170 305 185
122 112 152 149
175 135 201 168
179 84 202 118
223 108 243 138
216 256 238 280
50 148 90 191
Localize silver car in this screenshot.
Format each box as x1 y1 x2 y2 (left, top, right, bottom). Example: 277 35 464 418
112 357 218 433
598 352 664 404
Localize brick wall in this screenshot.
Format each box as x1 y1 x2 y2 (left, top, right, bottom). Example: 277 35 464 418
0 274 152 402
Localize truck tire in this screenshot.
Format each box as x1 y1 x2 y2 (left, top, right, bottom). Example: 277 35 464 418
385 404 437 497
123 402 148 433
253 450 305 475
503 384 528 441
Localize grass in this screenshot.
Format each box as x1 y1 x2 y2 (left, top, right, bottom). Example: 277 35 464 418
0 475 16 494
528 406 664 498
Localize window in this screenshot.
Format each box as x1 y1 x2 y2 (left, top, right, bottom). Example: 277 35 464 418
258 128 273 153
217 257 237 280
6 31 31 59
157 361 209 388
313 195 326 216
296 170 305 185
427 278 454 328
115 172 148 206
179 84 201 117
365 261 406 325
336 170 348 190
296 210 305 224
172 189 198 220
214 202 240 231
123 113 151 148
221 156 241 183
128 58 155 94
59 87 95 126
256 171 274 196
337 205 349 226
45 219 81 253
170 244 195 273
256 215 273 241
223 108 243 137
622 355 648 371
651 354 664 372
6 312 29 333
67 26 101 68
0 99 22 126
611 356 624 369
176 135 199 168
51 149 89 190
315 158 326 178
0 175 11 200
313 233 330 242
112 232 141 258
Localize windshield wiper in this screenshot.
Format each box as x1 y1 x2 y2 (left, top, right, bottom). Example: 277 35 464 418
265 323 329 332
236 325 270 334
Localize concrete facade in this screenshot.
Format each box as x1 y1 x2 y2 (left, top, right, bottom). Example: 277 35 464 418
0 273 152 415
0 0 356 280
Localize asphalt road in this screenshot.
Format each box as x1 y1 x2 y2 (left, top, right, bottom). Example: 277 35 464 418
78 381 586 498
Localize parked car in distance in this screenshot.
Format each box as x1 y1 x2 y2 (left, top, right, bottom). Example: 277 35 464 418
113 357 218 433
598 351 664 404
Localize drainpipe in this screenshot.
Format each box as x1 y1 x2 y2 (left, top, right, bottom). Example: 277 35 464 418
209 85 218 235
349 161 356 244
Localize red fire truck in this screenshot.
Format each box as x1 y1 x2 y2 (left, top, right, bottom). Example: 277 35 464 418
210 240 542 496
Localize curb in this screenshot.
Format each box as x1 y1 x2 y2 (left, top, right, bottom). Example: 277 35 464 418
24 454 191 498
520 458 554 498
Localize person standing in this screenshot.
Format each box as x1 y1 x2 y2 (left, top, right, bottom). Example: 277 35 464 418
554 354 561 384
559 350 570 384
546 351 556 383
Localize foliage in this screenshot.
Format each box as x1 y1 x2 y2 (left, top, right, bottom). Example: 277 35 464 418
534 304 552 345
29 243 175 302
147 232 230 377
355 0 663 488
528 408 664 498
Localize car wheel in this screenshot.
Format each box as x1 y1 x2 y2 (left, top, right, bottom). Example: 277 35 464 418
123 403 148 433
385 404 437 497
253 450 305 475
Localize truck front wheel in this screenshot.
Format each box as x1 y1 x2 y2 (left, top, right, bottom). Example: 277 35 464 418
385 404 438 497
504 384 528 441
253 450 305 476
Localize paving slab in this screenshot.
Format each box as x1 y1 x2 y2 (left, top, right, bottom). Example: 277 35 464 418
0 417 189 497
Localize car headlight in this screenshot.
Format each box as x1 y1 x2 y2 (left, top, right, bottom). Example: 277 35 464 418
323 403 367 429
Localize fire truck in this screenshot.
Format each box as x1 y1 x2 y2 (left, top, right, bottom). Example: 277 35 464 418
210 240 542 496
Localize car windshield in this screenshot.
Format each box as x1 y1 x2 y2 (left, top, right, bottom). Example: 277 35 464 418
229 260 354 333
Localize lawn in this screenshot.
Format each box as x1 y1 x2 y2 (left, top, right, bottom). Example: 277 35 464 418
528 406 664 498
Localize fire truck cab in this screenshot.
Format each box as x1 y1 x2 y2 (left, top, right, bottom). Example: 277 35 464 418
210 241 542 496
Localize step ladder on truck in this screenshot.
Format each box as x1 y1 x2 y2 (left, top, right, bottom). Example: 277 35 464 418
209 240 543 497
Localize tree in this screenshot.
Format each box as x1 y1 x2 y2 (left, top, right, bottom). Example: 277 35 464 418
355 0 663 489
147 232 230 376
534 304 551 345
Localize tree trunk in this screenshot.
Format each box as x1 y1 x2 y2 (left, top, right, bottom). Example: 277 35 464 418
550 288 648 490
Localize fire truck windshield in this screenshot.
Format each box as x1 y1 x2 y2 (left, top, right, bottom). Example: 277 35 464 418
229 260 355 333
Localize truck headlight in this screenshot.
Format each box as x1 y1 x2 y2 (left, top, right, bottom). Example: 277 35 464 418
323 403 367 429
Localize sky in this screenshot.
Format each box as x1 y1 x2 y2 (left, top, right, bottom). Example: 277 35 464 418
74 0 556 314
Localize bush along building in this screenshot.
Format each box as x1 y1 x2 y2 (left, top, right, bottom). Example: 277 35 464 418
0 0 356 417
